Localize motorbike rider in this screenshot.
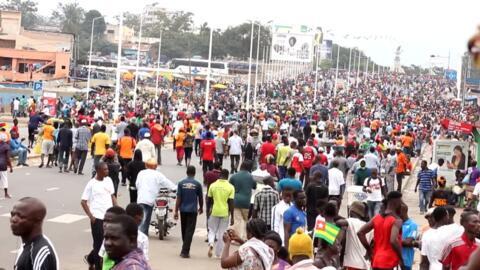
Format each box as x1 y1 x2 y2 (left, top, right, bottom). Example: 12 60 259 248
136 158 176 236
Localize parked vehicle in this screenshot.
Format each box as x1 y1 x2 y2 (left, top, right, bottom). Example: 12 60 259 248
151 188 177 240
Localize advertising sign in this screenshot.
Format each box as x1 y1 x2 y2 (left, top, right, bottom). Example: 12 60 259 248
42 92 57 116
320 39 333 60
432 140 469 185
270 24 315 62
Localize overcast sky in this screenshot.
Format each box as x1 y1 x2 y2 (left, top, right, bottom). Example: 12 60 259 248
37 0 480 70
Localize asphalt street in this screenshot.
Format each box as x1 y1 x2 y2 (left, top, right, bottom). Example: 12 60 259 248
0 134 431 270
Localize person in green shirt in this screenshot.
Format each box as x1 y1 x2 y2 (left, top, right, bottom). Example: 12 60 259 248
207 169 234 258
229 160 257 240
353 159 371 186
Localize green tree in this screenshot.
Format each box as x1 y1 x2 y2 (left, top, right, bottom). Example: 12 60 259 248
51 2 84 35
122 12 140 32
0 0 39 28
81 10 106 37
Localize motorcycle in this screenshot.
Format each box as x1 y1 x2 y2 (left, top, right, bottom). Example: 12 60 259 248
151 188 177 240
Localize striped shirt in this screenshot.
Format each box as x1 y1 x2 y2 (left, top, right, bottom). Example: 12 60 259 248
417 169 435 191
441 233 479 270
75 126 92 151
15 235 59 270
253 185 279 226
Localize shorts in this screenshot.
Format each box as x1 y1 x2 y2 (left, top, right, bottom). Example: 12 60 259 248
42 140 54 155
0 170 8 188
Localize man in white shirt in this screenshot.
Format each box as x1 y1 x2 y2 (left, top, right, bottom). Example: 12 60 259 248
364 147 380 171
228 131 243 173
271 187 293 245
81 162 117 270
136 158 176 236
135 132 156 162
362 168 386 219
420 206 464 270
343 201 371 270
13 98 20 118
328 160 345 201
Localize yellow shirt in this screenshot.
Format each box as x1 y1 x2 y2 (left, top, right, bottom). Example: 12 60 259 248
91 132 111 156
207 179 234 217
42 125 55 141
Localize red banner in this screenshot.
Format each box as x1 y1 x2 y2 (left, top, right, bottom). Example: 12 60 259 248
441 118 474 134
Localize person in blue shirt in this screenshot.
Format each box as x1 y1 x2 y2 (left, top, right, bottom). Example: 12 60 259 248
137 123 151 140
415 160 436 214
283 189 307 248
400 203 418 270
174 165 203 258
10 131 29 166
278 167 303 192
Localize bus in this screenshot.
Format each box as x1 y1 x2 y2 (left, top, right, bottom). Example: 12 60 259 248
168 58 229 76
228 61 258 75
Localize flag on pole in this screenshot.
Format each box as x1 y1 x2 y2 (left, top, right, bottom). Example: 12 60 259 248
314 217 340 245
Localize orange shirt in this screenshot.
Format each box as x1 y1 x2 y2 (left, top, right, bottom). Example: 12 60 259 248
175 132 186 148
401 136 414 148
42 125 55 141
396 152 409 173
118 136 136 159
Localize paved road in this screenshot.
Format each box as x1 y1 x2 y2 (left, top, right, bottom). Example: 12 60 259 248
0 141 432 270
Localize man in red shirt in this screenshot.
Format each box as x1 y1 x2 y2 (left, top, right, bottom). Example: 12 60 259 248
358 191 404 270
200 132 215 175
259 136 275 165
150 118 164 165
301 140 317 185
441 211 480 270
317 147 328 166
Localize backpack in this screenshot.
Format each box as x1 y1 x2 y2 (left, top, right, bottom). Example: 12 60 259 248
184 134 194 148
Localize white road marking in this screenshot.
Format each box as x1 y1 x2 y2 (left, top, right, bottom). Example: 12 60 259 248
47 214 87 224
46 187 60 192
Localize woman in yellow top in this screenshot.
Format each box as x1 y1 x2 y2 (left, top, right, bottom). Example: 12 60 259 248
175 128 186 166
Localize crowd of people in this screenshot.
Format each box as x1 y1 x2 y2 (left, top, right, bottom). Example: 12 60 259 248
4 66 480 270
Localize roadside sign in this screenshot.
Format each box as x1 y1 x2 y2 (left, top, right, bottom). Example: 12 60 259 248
445 70 457 81
33 81 43 91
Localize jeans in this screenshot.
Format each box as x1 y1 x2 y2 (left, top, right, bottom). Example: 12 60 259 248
278 166 287 180
215 153 224 167
207 216 229 257
92 155 102 177
367 200 382 219
419 190 433 212
75 149 88 173
180 212 197 255
58 148 70 169
154 144 162 165
87 218 103 270
396 172 404 192
11 148 27 164
230 155 240 173
139 203 153 236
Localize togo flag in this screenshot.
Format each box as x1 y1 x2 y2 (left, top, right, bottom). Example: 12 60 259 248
314 216 340 245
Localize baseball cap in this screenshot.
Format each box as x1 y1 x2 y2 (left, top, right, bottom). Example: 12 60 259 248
144 132 151 138
105 148 116 158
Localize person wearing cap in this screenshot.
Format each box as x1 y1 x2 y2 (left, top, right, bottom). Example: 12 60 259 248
136 158 176 236
135 132 156 163
90 125 111 177
287 228 317 270
74 119 92 175
39 118 55 168
0 132 13 198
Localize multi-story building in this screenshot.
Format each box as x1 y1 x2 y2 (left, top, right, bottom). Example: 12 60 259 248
0 10 73 82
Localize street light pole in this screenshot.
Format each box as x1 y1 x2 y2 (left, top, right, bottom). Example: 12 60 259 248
113 14 123 119
246 21 254 111
87 16 103 102
204 27 213 111
356 49 361 87
253 23 261 110
133 11 144 109
347 47 352 89
313 44 320 103
155 30 162 100
334 44 340 97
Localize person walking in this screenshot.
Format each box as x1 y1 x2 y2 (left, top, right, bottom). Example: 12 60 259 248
228 131 243 173
57 120 73 173
117 128 136 186
135 132 156 162
136 159 176 236
39 119 55 168
396 146 409 191
150 118 164 165
283 190 307 249
174 166 204 258
11 197 59 269
81 162 117 270
74 119 91 175
200 132 216 174
415 160 436 215
0 133 13 198
363 168 387 219
175 128 186 166
103 149 122 196
252 177 279 230
127 150 146 203
229 161 256 240
183 128 194 167
207 169 234 259
90 125 111 177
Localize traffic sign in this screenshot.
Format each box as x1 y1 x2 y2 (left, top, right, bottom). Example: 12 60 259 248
33 81 43 91
445 70 457 81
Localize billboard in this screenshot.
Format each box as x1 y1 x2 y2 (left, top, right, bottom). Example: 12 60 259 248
432 140 469 186
270 24 315 62
320 39 333 60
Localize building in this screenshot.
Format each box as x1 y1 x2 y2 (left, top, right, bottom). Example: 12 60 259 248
143 4 166 25
104 23 135 45
0 10 74 82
